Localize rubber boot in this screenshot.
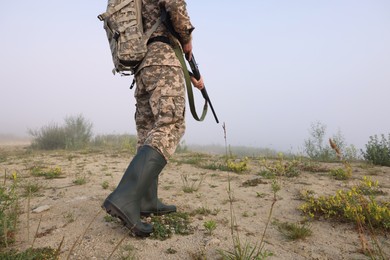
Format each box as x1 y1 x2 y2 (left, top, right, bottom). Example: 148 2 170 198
140 176 176 216
102 145 166 237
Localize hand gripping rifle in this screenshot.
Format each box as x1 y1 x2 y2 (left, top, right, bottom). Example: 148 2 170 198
160 6 219 124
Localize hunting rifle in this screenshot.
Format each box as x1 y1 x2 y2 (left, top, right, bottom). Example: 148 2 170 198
160 5 219 124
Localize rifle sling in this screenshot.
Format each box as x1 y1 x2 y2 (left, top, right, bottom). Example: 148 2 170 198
148 36 208 121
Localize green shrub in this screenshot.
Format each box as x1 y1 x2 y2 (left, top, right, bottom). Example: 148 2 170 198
63 114 93 149
91 134 137 153
304 121 358 161
329 167 352 180
175 140 188 153
29 114 93 150
362 134 390 166
227 157 249 173
300 177 390 230
29 123 67 150
260 155 300 177
304 121 332 161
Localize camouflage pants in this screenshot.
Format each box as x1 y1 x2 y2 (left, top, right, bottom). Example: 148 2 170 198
134 65 186 161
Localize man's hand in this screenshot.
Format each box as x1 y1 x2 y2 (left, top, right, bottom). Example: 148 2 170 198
191 75 204 90
183 40 193 61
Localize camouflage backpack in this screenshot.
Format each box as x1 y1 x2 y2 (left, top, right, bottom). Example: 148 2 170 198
98 0 160 75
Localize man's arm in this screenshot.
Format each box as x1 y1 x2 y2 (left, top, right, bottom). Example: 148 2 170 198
160 0 194 44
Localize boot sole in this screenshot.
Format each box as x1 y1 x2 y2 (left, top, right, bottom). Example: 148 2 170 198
140 209 177 216
102 199 152 237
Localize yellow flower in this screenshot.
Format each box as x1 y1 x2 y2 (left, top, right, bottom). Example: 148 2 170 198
12 171 17 181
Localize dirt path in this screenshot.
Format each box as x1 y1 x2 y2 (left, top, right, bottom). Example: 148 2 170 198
1 144 389 259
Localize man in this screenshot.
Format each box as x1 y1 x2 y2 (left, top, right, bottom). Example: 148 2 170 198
102 0 204 237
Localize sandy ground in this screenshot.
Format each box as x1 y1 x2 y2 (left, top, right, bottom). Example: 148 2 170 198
0 143 389 260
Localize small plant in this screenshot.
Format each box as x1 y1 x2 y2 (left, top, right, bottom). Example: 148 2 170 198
218 240 273 260
329 167 351 180
362 134 390 166
166 247 177 255
299 160 329 173
218 123 275 260
201 161 229 171
256 192 267 198
260 155 300 178
357 176 386 196
203 220 217 235
30 166 63 179
242 178 267 187
104 215 116 223
102 180 110 190
329 138 352 180
0 171 19 248
92 134 137 154
242 211 250 217
22 182 43 197
120 243 136 260
258 170 276 179
296 189 315 201
181 173 205 193
0 247 59 259
172 153 208 166
273 220 312 240
73 175 87 185
0 155 6 163
191 206 220 216
150 212 193 240
226 157 249 173
63 212 76 223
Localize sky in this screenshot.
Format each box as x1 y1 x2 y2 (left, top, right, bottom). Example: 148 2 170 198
1 1 389 153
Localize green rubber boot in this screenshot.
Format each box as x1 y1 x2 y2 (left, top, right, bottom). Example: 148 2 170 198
140 176 176 216
102 145 166 237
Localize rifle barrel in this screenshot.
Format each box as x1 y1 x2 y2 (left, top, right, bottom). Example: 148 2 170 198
189 55 219 123
201 88 219 123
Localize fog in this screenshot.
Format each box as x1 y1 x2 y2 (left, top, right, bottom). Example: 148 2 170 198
1 1 390 152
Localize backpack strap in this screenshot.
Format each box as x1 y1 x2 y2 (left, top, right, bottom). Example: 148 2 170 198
142 19 161 42
98 0 134 21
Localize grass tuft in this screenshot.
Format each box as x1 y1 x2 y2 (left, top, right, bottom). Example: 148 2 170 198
150 212 193 241
273 220 312 240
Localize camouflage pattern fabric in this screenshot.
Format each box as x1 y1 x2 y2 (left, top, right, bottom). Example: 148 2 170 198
133 0 193 160
137 0 194 71
135 65 186 160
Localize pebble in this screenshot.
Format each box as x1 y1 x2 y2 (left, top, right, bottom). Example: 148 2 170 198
206 238 221 247
32 205 50 213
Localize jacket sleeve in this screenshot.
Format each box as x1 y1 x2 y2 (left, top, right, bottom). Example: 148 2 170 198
160 0 194 44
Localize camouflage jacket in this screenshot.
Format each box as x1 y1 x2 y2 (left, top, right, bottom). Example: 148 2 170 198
137 0 194 71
